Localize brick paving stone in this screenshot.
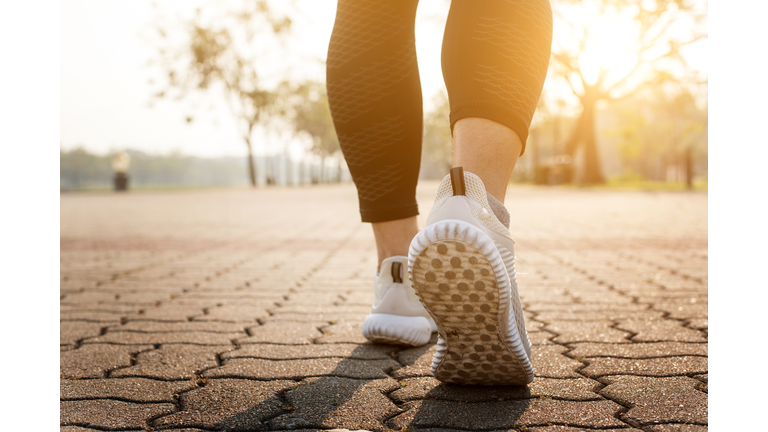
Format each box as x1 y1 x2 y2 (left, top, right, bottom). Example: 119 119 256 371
519 287 577 304
134 304 206 321
181 291 286 301
111 344 232 380
284 292 345 305
60 311 134 323
480 428 641 432
581 356 708 378
205 357 400 380
161 299 220 308
528 330 556 345
527 303 648 313
408 428 643 432
392 343 437 379
653 302 708 320
531 345 585 378
599 376 707 426
644 425 709 432
653 276 703 291
544 321 631 344
224 343 394 360
60 321 105 345
60 377 197 402
633 290 707 303
686 318 707 330
276 305 371 315
341 291 375 305
113 320 246 333
386 399 626 430
238 322 325 344
198 304 272 322
61 344 153 378
264 312 369 323
570 290 635 304
60 291 118 304
523 319 545 331
390 376 600 402
60 427 105 432
112 291 179 304
61 303 144 314
568 342 707 358
616 318 707 342
537 310 668 322
60 400 176 429
83 331 243 345
316 322 371 344
269 377 400 432
609 282 672 295
152 379 294 431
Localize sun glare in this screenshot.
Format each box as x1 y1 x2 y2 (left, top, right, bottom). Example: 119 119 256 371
553 1 672 92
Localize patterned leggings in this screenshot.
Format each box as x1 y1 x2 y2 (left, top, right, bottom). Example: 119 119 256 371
326 0 553 223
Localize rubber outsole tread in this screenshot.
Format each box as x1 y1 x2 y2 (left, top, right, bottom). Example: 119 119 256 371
409 221 534 385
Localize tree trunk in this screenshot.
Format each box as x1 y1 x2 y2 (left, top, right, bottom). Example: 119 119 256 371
565 94 605 185
580 100 604 185
245 137 257 187
684 145 693 190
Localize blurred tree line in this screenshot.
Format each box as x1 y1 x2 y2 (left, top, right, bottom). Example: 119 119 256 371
138 0 706 188
60 148 249 190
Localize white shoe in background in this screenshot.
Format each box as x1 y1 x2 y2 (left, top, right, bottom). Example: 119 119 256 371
361 256 437 346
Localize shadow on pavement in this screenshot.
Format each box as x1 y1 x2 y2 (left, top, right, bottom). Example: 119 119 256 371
157 340 531 431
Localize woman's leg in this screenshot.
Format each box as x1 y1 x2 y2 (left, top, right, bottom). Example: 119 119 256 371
326 0 423 268
442 0 553 197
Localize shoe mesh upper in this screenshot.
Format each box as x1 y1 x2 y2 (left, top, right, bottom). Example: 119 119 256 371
427 172 511 236
376 257 419 303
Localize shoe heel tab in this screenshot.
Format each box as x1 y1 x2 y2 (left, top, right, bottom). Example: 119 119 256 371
391 261 403 283
450 167 465 196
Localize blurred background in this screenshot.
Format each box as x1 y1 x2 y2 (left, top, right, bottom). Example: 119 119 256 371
60 0 707 191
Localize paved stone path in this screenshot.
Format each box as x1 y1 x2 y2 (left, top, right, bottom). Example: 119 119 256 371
60 183 707 431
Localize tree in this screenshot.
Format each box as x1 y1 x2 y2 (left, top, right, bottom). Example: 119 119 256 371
284 80 340 182
550 0 707 184
149 0 292 186
604 87 707 185
420 91 452 179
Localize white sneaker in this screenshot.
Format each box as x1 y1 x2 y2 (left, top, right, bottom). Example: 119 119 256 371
408 167 534 385
361 256 437 346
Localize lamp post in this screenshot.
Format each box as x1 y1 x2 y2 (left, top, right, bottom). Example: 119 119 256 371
112 152 130 191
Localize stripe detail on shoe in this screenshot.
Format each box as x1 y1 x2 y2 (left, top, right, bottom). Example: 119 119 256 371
450 166 465 196
391 261 403 283
409 219 534 385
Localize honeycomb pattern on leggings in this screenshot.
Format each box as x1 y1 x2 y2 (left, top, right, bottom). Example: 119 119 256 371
412 240 528 385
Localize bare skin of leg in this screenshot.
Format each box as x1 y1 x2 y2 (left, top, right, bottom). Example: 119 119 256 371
372 216 419 269
452 117 522 204
370 117 521 268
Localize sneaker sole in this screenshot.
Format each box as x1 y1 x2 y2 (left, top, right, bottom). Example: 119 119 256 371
409 220 534 385
362 313 432 346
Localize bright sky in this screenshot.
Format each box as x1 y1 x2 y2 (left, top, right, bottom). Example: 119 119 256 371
61 0 450 158
61 0 706 158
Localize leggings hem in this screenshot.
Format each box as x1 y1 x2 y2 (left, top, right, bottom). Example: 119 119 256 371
450 101 532 156
360 204 419 223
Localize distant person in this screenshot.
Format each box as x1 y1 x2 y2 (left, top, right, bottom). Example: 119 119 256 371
326 0 552 385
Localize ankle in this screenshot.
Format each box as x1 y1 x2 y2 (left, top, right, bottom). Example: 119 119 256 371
452 117 522 203
372 216 419 268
